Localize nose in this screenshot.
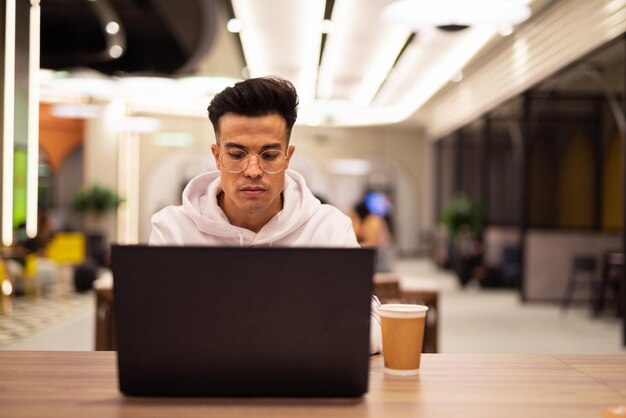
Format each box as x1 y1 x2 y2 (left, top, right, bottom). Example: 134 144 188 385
243 154 263 178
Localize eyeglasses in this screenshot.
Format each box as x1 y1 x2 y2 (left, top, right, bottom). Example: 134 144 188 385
219 148 289 174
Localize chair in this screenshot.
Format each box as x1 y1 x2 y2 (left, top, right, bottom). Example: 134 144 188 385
561 255 597 314
95 287 116 351
593 251 623 317
501 246 521 286
373 275 439 353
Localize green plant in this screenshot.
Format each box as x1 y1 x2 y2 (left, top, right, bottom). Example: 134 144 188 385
440 192 484 239
71 184 123 218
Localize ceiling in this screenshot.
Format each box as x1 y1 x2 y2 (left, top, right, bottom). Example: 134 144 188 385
41 0 219 74
39 0 553 128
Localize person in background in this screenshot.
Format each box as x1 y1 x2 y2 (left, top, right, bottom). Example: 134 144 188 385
350 195 395 272
149 76 382 354
14 213 56 258
9 213 58 295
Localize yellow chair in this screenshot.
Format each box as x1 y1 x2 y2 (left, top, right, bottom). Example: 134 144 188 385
46 232 86 265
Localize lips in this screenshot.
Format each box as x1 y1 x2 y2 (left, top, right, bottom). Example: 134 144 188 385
239 185 266 197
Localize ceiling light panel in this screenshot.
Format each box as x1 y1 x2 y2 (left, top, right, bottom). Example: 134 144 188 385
317 0 411 103
373 26 496 119
231 0 325 104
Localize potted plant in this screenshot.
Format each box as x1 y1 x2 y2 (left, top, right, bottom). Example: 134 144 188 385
71 184 123 221
71 184 123 266
440 193 485 286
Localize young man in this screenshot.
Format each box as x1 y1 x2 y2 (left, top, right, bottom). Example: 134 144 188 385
149 76 381 354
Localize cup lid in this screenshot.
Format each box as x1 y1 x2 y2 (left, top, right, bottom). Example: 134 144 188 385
378 303 428 318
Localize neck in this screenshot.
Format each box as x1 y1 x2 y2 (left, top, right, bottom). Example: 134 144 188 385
217 191 284 233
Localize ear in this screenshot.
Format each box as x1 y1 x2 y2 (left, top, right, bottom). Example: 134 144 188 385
286 145 295 168
211 144 221 169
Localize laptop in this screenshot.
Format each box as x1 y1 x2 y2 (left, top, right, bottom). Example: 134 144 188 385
111 245 375 397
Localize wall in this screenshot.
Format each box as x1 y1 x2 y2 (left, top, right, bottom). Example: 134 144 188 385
39 104 84 172
525 230 621 301
83 100 125 244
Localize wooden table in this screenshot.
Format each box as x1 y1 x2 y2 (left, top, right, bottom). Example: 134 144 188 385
1 351 625 417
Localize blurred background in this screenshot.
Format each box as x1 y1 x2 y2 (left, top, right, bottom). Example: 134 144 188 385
0 0 624 354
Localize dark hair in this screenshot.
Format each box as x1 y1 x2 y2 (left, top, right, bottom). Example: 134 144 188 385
207 76 299 143
354 202 371 220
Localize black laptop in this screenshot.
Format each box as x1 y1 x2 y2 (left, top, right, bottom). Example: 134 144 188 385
111 245 375 397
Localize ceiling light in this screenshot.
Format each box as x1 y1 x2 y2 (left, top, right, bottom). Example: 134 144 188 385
372 26 496 122
118 76 177 91
227 18 242 33
106 21 120 35
498 23 514 36
232 0 324 104
380 0 531 29
176 76 240 96
46 69 117 98
320 19 334 34
450 71 463 83
109 44 123 58
317 0 411 105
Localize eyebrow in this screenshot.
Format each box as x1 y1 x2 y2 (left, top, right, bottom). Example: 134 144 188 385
222 141 283 151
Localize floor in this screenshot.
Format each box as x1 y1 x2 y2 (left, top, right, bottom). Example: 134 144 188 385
1 258 625 354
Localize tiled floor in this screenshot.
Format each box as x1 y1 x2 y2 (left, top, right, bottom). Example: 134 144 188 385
0 281 93 350
1 258 625 354
394 258 626 354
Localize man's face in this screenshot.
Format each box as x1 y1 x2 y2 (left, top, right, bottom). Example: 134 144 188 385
211 112 295 229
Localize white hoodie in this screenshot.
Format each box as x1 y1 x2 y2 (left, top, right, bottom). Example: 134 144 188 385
150 170 382 353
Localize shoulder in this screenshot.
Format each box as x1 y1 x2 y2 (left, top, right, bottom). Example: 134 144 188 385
308 204 359 247
315 203 352 223
151 205 185 224
150 205 197 234
149 205 194 245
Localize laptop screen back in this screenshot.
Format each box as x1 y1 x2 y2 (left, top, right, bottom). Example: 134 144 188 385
111 245 375 397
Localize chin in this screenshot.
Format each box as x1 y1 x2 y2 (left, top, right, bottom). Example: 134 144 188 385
238 200 271 214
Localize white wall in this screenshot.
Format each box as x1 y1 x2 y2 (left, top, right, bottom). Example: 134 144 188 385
83 100 125 244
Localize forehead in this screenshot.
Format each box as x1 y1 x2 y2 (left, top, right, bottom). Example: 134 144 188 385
217 113 288 148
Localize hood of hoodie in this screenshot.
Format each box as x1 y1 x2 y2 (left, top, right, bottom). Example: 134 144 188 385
180 170 321 246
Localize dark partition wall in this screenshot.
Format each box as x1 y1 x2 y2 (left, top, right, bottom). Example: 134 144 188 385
488 120 522 226
432 35 626 344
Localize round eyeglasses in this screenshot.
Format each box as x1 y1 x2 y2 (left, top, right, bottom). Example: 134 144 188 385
219 148 289 174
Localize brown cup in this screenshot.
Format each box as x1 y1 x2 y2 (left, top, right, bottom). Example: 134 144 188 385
379 304 428 376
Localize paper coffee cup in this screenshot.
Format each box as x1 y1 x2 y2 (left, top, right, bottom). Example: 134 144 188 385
379 304 428 376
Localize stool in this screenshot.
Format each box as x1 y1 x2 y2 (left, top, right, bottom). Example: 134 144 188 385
561 255 597 314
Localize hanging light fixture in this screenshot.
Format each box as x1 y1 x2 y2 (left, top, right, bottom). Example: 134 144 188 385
380 0 532 32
